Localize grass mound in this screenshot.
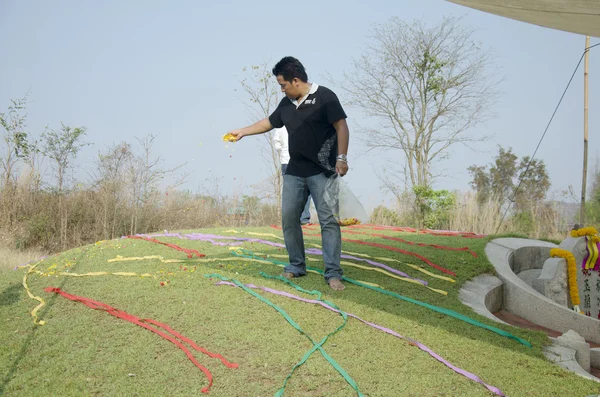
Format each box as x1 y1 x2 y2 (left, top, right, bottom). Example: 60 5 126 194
1 226 597 396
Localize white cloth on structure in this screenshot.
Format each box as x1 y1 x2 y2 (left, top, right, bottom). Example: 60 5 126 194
447 0 600 37
273 126 290 165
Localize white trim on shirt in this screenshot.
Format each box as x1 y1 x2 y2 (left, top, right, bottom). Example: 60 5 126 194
290 83 319 108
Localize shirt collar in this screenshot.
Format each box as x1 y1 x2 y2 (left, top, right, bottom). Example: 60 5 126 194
290 83 319 107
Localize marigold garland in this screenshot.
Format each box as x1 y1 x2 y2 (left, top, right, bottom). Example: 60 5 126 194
570 227 599 239
550 248 581 313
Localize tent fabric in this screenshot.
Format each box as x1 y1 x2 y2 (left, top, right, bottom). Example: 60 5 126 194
447 0 600 37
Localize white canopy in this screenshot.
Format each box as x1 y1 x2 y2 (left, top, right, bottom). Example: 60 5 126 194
447 0 600 37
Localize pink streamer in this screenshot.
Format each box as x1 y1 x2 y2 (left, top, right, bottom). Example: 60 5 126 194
138 232 428 285
215 281 505 397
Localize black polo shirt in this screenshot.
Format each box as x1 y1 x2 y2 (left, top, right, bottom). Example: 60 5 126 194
268 84 347 177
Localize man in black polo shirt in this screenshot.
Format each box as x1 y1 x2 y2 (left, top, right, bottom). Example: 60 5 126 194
225 56 349 291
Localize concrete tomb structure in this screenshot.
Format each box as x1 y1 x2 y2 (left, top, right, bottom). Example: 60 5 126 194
460 231 600 381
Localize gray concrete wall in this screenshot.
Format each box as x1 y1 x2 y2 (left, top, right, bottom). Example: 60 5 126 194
486 238 600 344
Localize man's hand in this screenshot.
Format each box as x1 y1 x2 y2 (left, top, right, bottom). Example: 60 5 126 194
224 118 273 142
226 129 245 141
336 160 348 177
332 119 349 177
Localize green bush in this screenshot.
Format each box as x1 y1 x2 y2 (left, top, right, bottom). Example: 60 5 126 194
413 186 456 229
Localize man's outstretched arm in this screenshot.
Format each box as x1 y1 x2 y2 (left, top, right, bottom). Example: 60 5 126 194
226 118 273 141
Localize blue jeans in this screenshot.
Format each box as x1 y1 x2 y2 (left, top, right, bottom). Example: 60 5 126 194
281 172 342 282
281 164 311 223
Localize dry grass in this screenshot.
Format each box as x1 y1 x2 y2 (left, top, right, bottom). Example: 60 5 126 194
373 190 581 240
449 192 506 235
0 159 584 257
449 192 576 240
0 245 45 272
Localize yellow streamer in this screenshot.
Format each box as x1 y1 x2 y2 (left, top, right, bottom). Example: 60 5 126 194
106 254 331 280
570 227 600 271
339 250 455 283
264 253 446 295
339 261 447 295
226 232 453 284
585 236 599 270
266 253 320 262
22 260 47 325
109 255 272 265
310 243 454 283
248 232 285 240
224 230 285 240
58 271 155 278
108 255 184 263
227 247 383 288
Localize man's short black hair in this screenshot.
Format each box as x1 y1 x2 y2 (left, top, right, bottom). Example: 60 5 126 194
272 56 308 83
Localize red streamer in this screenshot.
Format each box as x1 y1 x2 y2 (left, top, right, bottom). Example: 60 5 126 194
347 224 486 238
342 230 477 257
341 239 457 277
44 287 237 393
127 235 205 258
270 225 457 277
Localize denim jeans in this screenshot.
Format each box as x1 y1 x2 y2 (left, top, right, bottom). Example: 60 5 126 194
281 164 311 223
281 172 342 281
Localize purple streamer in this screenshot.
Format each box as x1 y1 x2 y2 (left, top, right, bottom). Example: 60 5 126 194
136 232 428 285
306 248 427 286
215 281 505 396
13 256 47 271
582 237 600 271
131 232 244 247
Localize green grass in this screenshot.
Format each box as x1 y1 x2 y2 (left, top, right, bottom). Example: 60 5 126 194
1 226 598 397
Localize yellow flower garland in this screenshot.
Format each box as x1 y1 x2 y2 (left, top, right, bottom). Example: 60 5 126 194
570 226 599 238
550 248 581 313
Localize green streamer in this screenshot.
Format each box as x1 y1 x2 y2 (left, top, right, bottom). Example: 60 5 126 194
231 250 532 348
205 273 363 396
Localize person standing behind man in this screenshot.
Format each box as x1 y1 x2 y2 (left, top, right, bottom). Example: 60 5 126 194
225 56 349 291
273 126 311 225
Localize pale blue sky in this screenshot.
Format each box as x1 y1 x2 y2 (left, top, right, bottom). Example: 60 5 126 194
1 0 598 211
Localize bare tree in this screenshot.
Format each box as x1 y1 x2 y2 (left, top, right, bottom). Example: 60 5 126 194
379 162 410 203
341 16 499 191
126 135 188 234
0 95 33 227
237 61 283 211
94 142 134 239
42 124 88 194
41 123 89 248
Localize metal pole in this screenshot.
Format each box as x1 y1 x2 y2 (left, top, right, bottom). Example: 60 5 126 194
580 36 590 225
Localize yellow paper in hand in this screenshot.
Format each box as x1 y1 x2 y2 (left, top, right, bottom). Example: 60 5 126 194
223 133 237 142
